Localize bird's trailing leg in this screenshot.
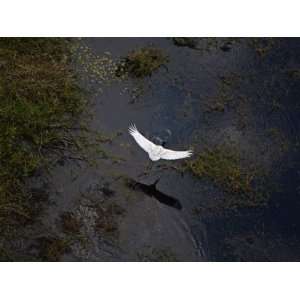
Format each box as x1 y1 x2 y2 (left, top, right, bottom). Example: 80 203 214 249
137 161 153 179
145 160 153 173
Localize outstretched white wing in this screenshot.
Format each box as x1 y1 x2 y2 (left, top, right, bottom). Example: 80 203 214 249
160 148 193 160
128 124 156 154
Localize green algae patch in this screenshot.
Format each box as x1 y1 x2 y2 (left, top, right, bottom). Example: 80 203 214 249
116 47 168 78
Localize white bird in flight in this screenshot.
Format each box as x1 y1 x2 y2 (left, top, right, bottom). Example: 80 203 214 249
129 124 193 161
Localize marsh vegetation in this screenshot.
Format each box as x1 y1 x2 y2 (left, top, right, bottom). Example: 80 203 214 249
0 38 89 245
0 37 299 261
187 146 270 209
116 47 168 78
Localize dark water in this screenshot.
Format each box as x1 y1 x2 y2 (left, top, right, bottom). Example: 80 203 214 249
15 38 300 261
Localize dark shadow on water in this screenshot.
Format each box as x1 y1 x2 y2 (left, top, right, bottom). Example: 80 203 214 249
126 179 182 210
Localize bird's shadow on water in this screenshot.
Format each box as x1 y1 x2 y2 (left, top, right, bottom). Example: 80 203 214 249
126 178 183 210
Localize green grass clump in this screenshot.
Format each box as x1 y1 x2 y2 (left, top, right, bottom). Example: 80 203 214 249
116 47 168 78
0 38 86 232
187 147 266 205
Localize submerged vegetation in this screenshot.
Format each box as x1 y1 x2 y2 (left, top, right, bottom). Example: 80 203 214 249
172 37 198 49
0 38 87 246
95 202 125 237
61 212 82 235
204 72 242 113
286 69 300 80
116 47 168 78
137 246 178 262
38 236 70 261
249 38 276 57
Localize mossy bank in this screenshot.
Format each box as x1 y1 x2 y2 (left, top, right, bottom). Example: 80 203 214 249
0 38 87 256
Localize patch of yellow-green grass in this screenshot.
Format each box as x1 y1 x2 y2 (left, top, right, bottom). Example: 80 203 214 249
187 146 269 208
116 47 168 78
188 147 253 194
